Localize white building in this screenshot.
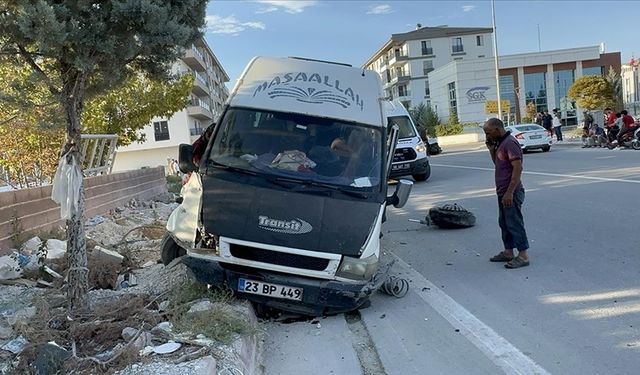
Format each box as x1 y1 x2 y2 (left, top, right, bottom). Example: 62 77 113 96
113 38 229 172
363 25 494 109
427 46 621 125
622 59 640 115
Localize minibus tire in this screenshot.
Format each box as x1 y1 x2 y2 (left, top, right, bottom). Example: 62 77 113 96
412 165 431 182
161 232 186 266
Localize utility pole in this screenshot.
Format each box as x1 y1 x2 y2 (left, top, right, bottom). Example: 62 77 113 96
491 0 502 118
537 24 541 52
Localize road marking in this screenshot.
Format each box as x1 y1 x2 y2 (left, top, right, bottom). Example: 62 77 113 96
393 255 551 375
431 163 640 184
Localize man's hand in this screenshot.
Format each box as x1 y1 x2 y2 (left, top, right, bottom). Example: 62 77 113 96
502 191 514 206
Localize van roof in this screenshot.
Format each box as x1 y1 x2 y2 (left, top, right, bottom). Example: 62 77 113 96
382 99 411 118
229 56 385 126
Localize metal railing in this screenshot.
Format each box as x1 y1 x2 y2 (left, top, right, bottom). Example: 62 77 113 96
193 71 208 87
79 134 119 176
452 45 464 53
191 44 205 61
189 98 212 112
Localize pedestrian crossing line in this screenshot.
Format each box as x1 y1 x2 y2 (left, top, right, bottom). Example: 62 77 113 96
393 254 551 375
430 163 640 184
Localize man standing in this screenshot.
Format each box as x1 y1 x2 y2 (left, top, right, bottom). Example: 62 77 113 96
483 118 530 269
542 110 553 137
552 108 563 141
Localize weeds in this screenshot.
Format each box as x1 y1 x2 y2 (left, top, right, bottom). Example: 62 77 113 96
166 175 182 194
168 280 253 344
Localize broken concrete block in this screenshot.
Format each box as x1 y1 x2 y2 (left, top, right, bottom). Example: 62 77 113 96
1 335 28 354
45 239 67 259
7 306 36 327
151 322 173 335
0 255 23 280
188 300 214 314
93 246 124 264
0 321 14 339
158 301 170 312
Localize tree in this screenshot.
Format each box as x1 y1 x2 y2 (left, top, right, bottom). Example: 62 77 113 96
448 108 459 126
523 102 537 122
567 75 615 111
409 102 440 138
0 0 207 312
605 66 623 111
83 73 194 147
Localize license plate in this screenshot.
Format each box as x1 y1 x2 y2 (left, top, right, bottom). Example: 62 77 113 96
530 135 542 139
392 163 410 171
238 278 303 301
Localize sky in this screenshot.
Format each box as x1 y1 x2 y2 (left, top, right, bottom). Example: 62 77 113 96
205 0 640 86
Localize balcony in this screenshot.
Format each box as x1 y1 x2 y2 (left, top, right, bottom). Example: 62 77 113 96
192 71 209 96
186 98 214 120
389 53 409 67
421 47 434 56
398 90 412 98
452 45 465 54
182 45 206 71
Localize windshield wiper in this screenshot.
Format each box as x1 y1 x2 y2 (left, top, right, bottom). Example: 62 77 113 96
285 177 371 199
209 161 257 176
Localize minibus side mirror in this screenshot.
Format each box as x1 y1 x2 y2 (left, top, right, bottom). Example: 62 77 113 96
387 179 413 208
178 144 198 173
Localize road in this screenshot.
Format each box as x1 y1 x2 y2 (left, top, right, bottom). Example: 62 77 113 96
262 144 640 375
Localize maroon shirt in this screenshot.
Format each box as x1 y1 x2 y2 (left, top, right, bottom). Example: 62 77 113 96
495 135 523 196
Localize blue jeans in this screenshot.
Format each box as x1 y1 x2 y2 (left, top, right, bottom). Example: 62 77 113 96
498 188 530 251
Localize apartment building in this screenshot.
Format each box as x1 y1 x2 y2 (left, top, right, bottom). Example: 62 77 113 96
622 58 640 115
113 37 229 172
363 25 494 109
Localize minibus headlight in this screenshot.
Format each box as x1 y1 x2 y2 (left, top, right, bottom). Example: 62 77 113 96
336 254 379 281
416 141 427 154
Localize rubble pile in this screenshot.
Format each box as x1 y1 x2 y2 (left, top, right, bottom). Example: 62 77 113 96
0 197 262 375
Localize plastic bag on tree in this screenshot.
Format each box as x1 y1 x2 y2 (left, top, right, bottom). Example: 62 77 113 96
51 153 83 220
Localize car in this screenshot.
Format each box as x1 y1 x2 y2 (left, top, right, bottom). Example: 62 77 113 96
383 100 431 182
506 124 552 152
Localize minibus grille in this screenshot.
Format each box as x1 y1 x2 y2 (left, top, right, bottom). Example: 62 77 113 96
230 244 331 271
393 147 417 162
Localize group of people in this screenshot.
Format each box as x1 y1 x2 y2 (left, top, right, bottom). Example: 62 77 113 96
581 108 638 149
534 109 564 141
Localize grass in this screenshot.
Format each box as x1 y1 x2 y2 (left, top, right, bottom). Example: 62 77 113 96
168 280 254 344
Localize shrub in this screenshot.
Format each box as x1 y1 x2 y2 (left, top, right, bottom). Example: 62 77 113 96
435 123 464 136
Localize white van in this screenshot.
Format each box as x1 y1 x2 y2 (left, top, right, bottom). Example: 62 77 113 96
383 100 430 181
163 57 412 315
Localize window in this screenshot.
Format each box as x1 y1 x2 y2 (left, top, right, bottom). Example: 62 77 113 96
499 75 517 121
386 70 391 83
421 40 433 55
154 121 170 141
476 35 484 46
424 80 430 97
452 37 464 53
582 66 603 76
478 55 486 58
448 82 457 113
524 72 547 113
398 84 409 97
554 70 577 125
387 116 417 139
423 60 434 75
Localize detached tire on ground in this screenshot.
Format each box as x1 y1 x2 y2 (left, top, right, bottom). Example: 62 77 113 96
427 204 476 229
160 232 186 266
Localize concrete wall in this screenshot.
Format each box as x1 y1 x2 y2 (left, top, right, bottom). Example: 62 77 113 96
112 145 179 173
0 167 167 254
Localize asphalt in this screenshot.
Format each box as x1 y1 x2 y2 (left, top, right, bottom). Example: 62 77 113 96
262 143 640 375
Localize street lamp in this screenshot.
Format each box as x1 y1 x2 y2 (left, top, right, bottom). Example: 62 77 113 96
491 0 502 118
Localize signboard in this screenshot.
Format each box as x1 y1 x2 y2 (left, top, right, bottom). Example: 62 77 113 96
485 100 511 114
466 87 490 104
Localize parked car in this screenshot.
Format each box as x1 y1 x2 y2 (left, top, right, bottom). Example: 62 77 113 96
506 124 552 152
162 56 413 316
383 100 431 181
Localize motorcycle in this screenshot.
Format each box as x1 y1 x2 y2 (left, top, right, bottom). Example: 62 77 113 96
609 126 640 150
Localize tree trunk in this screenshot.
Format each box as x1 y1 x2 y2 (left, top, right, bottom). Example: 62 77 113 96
63 71 89 313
